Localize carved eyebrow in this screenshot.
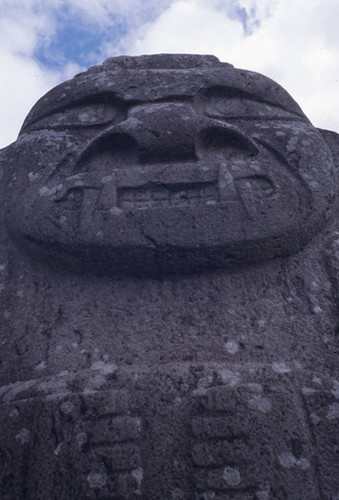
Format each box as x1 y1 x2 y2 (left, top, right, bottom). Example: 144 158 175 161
21 92 127 131
20 93 196 133
198 86 306 120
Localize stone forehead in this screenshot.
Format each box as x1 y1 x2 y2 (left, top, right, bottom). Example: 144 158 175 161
82 54 232 72
21 54 306 130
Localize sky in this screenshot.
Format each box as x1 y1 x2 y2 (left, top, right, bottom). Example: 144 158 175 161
0 0 338 149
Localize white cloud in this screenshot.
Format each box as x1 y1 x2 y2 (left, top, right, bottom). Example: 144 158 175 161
0 0 174 148
232 0 339 132
131 1 244 55
0 49 81 147
65 0 166 25
0 0 82 147
0 52 53 145
124 0 339 133
0 0 338 149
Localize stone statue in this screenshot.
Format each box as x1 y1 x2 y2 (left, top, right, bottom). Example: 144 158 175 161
0 54 337 499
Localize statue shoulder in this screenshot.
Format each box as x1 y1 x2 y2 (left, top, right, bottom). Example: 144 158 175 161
0 143 14 185
0 143 14 209
318 129 339 288
319 128 339 167
318 128 339 226
0 143 14 254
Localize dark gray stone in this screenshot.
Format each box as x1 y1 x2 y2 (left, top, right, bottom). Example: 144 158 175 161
0 54 337 499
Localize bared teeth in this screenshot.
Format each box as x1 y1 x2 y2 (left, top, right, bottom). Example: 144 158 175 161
218 163 237 203
235 178 256 219
80 189 100 231
118 182 218 210
53 164 273 218
96 174 117 210
53 174 101 202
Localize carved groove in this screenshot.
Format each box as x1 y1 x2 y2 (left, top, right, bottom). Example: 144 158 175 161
118 182 219 209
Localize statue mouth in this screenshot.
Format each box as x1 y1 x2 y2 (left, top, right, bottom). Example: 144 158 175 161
12 155 313 274
52 162 275 216
118 181 218 210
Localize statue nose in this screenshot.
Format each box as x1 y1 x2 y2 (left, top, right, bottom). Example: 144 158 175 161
125 102 199 163
119 102 259 163
80 102 259 167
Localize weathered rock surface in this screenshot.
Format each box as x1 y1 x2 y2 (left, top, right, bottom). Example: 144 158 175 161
0 54 337 499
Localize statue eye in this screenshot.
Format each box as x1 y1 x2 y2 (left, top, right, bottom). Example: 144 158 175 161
71 103 122 125
205 96 296 120
23 102 127 131
197 88 303 121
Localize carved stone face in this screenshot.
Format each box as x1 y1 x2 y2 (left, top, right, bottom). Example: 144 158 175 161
4 54 336 274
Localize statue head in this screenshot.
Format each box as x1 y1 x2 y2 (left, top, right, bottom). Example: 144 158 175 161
3 54 336 275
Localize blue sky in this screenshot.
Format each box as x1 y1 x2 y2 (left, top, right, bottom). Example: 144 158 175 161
1 0 338 148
